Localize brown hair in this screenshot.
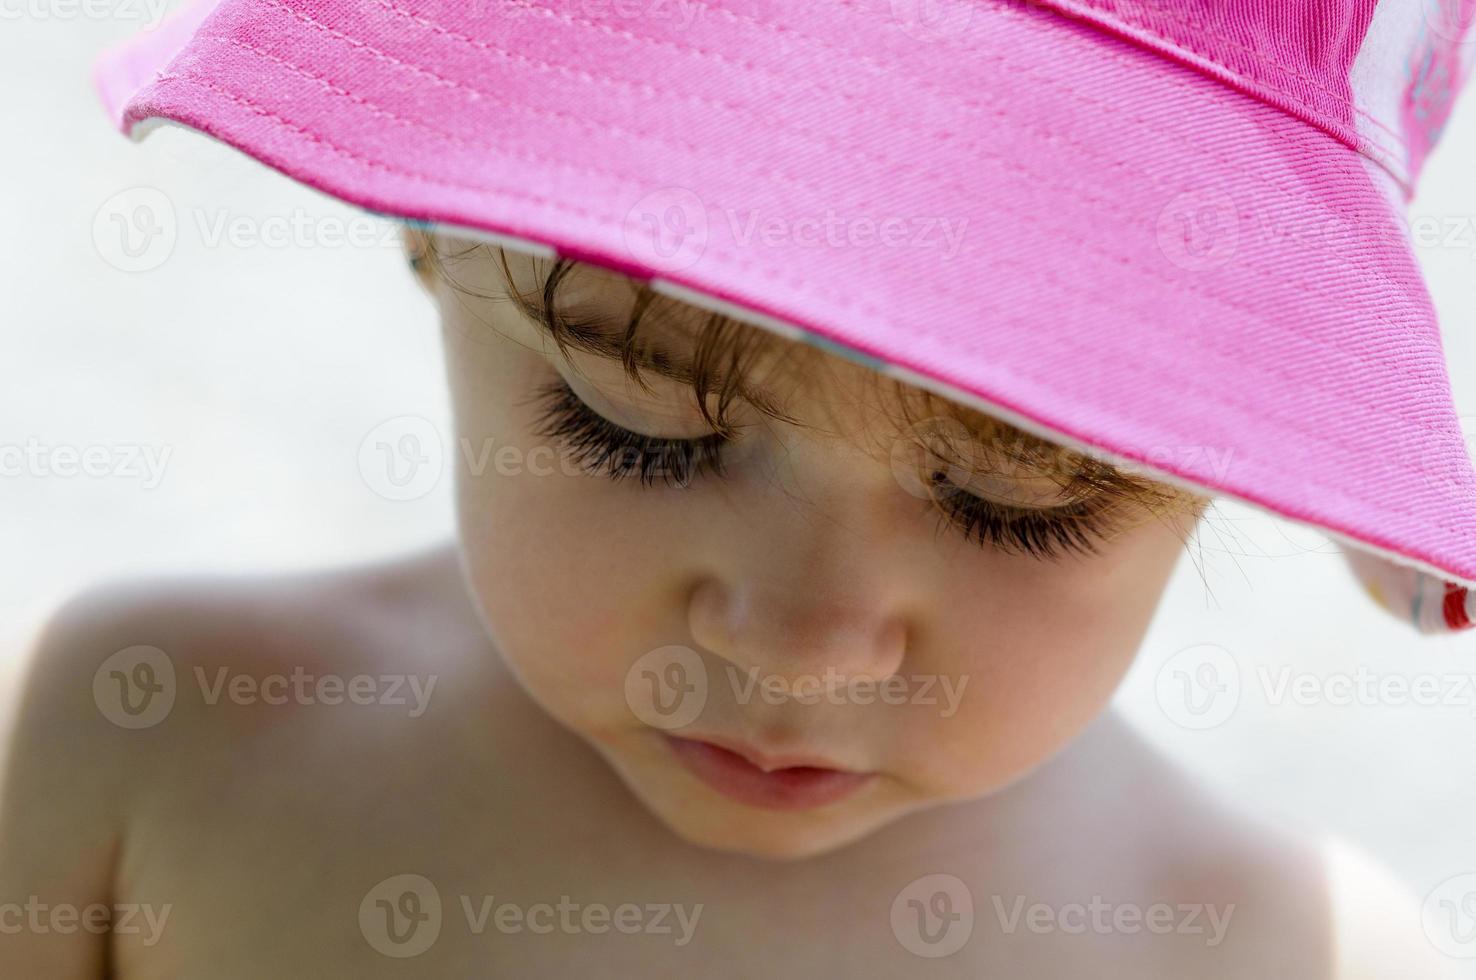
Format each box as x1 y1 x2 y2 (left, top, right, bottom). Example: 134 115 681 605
413 229 1209 543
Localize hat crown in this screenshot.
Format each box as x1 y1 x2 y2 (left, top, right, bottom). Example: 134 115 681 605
1028 0 1475 193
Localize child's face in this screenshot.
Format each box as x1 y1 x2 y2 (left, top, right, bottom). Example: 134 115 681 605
418 232 1201 860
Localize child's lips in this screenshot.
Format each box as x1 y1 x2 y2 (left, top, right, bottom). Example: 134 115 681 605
661 733 875 811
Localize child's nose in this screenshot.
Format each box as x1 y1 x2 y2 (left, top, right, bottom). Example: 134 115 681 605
686 576 909 689
679 431 926 686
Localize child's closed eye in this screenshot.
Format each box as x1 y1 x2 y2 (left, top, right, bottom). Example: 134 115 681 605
526 378 731 488
525 378 1124 562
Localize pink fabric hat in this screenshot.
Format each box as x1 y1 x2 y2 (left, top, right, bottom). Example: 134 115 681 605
95 0 1476 633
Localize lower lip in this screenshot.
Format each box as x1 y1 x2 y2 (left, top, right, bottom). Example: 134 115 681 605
662 735 874 811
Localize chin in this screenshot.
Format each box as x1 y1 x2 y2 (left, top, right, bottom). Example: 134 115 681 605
662 815 857 862
649 797 906 863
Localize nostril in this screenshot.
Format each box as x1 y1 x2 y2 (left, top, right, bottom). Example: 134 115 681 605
686 575 910 682
863 621 914 683
686 577 737 654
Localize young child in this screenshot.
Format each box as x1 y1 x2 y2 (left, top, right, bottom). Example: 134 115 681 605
4 0 1475 976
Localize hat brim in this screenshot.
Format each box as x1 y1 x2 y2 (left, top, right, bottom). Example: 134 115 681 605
98 0 1476 588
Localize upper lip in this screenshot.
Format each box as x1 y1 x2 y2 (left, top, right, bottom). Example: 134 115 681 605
673 732 862 774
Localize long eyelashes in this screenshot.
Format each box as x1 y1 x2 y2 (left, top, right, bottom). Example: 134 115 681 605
528 380 729 488
528 380 1118 559
924 476 1112 561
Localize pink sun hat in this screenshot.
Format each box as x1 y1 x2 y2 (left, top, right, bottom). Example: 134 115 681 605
95 0 1476 633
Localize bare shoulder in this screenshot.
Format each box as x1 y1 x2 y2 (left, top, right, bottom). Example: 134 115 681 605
0 542 484 838
1097 736 1455 979
1090 721 1453 978
929 713 1441 977
0 543 492 976
40 543 476 676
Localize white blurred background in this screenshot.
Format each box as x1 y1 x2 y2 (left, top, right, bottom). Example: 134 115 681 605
2 3 1475 969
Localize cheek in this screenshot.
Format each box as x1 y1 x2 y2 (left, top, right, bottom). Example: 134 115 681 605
446 342 688 735
897 523 1186 798
459 487 649 742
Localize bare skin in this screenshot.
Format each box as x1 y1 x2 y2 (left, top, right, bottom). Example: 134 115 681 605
0 233 1453 976
0 549 1450 977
